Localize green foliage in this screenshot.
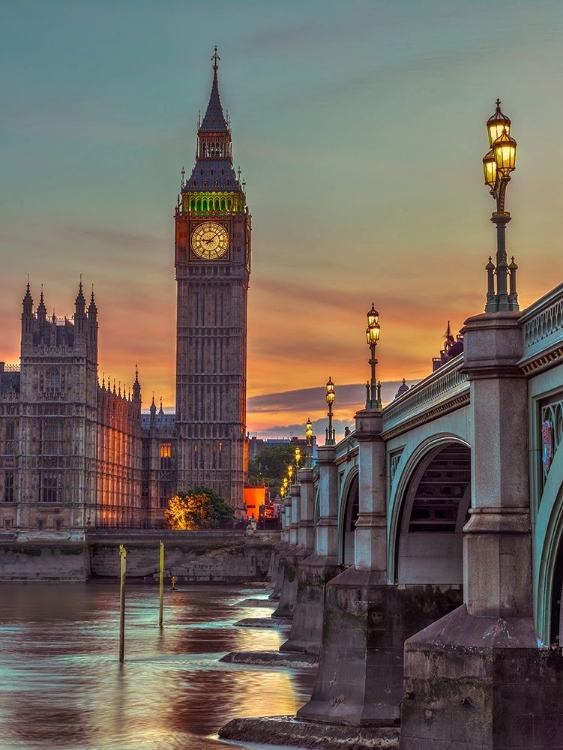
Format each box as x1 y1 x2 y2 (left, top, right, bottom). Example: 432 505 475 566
248 443 297 497
165 485 234 530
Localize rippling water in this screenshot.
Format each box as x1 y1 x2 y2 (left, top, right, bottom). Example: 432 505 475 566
0 584 315 750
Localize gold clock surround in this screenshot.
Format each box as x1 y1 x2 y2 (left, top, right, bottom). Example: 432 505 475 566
191 221 229 260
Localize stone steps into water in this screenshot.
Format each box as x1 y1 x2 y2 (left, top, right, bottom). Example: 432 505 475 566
220 651 318 667
219 716 399 749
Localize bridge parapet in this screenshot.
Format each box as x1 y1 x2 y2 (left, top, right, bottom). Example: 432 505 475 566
520 282 563 373
333 430 358 464
382 353 468 439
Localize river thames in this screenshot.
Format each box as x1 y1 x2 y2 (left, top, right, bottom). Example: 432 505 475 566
0 584 315 750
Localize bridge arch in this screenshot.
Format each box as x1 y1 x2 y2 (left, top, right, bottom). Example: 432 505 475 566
534 444 563 646
338 470 359 566
388 434 471 584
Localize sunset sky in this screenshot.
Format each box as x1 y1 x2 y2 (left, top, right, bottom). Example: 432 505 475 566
1 1 562 438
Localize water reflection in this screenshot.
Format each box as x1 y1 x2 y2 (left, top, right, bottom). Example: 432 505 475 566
0 585 315 750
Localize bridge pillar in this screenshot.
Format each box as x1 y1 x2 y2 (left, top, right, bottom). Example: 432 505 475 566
315 445 339 559
289 483 299 547
268 499 291 600
274 483 302 618
297 466 315 556
298 409 459 724
281 446 342 654
400 311 562 749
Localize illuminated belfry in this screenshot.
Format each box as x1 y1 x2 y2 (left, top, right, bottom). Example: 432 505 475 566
174 48 251 509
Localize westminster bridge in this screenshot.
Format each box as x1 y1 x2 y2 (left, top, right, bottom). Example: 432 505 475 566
266 281 563 749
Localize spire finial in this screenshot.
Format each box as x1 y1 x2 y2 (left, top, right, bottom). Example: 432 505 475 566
212 45 220 73
496 97 501 111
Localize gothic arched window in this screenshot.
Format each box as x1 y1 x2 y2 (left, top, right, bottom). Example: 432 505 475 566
45 367 60 392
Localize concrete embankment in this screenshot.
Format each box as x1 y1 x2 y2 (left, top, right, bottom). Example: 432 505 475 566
0 530 278 582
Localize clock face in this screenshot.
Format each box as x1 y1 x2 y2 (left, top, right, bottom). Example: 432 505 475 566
191 222 229 260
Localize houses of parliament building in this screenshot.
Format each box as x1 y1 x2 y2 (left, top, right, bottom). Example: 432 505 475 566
0 51 251 535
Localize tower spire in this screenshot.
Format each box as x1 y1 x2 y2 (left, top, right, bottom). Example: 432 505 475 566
199 46 229 135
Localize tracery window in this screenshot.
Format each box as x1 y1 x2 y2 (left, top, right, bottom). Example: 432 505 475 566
160 443 172 471
40 471 62 503
5 422 15 454
4 472 14 503
41 420 63 455
45 367 61 392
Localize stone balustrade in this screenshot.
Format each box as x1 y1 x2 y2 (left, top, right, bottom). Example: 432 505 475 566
381 353 468 438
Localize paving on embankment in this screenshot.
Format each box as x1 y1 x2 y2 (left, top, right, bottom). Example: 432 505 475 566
0 530 279 582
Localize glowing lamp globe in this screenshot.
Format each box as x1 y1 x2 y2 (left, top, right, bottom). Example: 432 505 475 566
493 130 517 175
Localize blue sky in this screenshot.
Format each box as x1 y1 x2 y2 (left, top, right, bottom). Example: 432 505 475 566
1 0 562 436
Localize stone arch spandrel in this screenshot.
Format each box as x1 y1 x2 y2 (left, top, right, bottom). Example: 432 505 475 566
337 468 359 566
534 444 563 646
387 433 470 583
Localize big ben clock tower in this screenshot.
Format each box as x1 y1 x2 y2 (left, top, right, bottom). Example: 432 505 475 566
174 49 250 510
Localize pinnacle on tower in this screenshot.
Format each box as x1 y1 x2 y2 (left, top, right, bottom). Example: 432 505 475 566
132 366 141 403
36 285 47 322
22 281 33 311
199 46 229 134
88 286 97 314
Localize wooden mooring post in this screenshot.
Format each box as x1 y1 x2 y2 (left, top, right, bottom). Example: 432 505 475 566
119 544 126 663
159 540 164 629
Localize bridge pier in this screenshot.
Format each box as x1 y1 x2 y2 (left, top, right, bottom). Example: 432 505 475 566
400 312 563 748
268 497 292 600
281 445 341 654
273 483 303 618
297 409 462 724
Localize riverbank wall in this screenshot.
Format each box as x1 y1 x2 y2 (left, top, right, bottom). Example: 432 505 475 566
0 530 278 583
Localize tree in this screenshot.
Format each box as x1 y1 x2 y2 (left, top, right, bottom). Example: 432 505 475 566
164 485 234 530
248 443 298 497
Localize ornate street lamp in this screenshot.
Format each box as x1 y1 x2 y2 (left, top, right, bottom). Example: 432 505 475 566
325 377 335 445
482 99 519 313
287 464 294 485
365 304 382 409
305 417 314 467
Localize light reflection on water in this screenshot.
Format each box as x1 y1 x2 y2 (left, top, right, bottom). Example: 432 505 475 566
0 585 314 750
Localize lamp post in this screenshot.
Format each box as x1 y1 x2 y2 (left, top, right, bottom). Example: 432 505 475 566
365 304 381 409
305 417 314 467
287 464 294 486
325 377 335 445
482 99 519 313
